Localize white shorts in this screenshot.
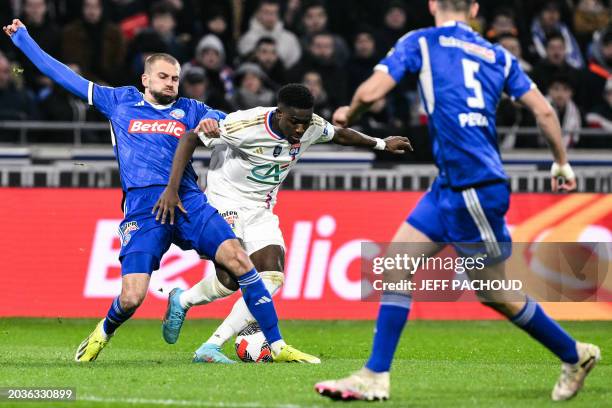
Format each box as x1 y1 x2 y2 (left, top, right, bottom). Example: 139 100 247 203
212 203 285 255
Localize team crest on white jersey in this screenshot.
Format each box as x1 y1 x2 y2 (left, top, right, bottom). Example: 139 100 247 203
220 210 239 230
170 108 185 119
273 145 282 157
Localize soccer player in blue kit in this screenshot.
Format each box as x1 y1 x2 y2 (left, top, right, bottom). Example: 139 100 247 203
4 18 317 364
315 0 600 402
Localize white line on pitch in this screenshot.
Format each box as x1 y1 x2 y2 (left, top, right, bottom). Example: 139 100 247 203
80 395 321 408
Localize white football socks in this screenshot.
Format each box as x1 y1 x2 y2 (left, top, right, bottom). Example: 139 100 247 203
270 339 287 356
179 272 236 309
206 271 284 348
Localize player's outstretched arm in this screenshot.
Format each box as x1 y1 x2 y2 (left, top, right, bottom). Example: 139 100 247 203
332 127 413 154
520 88 576 192
333 71 396 127
152 131 202 225
3 19 91 102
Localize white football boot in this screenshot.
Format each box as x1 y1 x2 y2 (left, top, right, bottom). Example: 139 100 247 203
551 342 601 401
315 367 390 401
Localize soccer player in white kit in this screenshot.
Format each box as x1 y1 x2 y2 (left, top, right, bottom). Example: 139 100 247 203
155 83 412 363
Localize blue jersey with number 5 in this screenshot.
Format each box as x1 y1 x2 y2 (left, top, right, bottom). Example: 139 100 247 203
376 21 534 188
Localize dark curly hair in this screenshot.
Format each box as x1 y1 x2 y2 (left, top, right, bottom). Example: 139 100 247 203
277 83 314 109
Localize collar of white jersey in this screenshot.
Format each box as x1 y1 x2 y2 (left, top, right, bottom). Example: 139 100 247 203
441 20 473 31
264 109 285 140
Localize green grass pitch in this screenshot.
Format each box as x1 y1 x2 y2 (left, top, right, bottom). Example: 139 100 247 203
0 318 610 407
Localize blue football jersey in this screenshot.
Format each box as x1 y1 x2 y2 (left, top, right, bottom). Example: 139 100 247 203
88 84 222 191
376 21 535 188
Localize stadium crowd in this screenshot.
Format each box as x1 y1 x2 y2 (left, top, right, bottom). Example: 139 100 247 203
0 0 611 149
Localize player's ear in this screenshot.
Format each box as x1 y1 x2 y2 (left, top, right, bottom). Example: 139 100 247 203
141 73 148 89
469 2 479 19
428 0 436 16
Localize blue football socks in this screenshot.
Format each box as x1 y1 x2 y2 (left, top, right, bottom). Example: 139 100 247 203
238 268 282 344
511 298 578 364
103 297 135 335
366 292 412 373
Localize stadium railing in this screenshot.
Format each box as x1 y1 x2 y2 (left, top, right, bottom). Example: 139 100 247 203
1 122 611 192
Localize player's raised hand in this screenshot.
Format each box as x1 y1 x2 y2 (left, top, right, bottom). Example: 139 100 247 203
196 118 220 138
152 187 187 225
383 136 413 154
550 162 577 193
332 106 350 128
2 19 25 37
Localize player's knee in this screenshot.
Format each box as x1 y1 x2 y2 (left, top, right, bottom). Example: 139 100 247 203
216 240 254 276
226 249 253 276
120 290 146 311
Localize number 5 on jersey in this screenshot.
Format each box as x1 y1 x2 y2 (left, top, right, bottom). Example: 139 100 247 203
462 59 484 109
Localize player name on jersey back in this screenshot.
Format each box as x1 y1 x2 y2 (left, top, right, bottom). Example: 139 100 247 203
127 119 186 138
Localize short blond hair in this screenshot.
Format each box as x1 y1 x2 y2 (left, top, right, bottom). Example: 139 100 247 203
144 53 179 73
437 0 475 12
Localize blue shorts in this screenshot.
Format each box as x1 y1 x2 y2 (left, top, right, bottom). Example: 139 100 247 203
407 178 512 263
118 186 235 274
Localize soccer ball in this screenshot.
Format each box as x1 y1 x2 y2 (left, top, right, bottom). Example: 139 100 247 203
235 323 273 363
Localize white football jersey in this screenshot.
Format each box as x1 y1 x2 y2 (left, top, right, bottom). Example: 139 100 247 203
202 106 335 208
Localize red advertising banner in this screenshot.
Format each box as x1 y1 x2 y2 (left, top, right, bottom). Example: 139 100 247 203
1 189 611 320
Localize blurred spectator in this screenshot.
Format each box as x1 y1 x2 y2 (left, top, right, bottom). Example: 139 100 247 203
302 70 333 120
584 26 612 110
124 30 168 87
347 28 379 93
498 33 532 73
164 0 202 48
180 65 233 112
38 63 97 142
531 1 584 69
547 75 582 147
202 6 236 66
289 32 348 109
61 0 126 86
574 0 609 53
375 1 408 57
18 0 62 93
184 34 233 99
146 1 189 62
298 1 349 66
283 0 302 31
486 7 519 41
105 0 149 24
586 77 612 129
530 32 582 95
249 37 287 89
0 52 38 122
238 0 302 69
230 62 275 110
584 77 612 147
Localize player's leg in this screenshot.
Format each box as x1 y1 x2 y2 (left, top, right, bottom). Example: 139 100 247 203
162 261 236 344
177 192 318 362
194 245 285 363
162 207 244 344
77 187 171 361
470 261 601 400
213 238 319 363
457 183 600 400
316 184 445 400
